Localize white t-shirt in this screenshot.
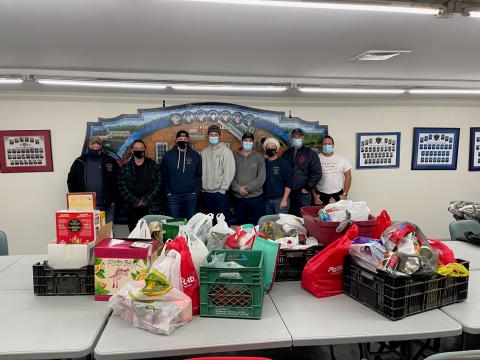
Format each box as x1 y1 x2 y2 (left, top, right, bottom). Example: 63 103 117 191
316 153 352 194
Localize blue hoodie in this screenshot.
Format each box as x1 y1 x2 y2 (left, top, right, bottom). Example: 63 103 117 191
161 145 202 195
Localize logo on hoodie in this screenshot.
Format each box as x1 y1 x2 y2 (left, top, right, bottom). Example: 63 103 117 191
186 157 193 165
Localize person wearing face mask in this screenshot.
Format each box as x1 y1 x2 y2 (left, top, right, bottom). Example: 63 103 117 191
314 135 352 206
118 139 162 231
282 128 322 216
67 137 120 223
262 138 293 215
200 125 236 223
160 130 202 219
231 132 266 225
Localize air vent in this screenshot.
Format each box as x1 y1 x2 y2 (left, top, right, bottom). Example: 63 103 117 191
351 50 412 61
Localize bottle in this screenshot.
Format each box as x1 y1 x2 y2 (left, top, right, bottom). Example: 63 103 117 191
318 209 331 222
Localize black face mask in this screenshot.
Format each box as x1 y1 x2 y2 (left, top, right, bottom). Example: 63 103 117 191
266 149 277 158
177 141 188 150
87 148 102 159
133 150 145 159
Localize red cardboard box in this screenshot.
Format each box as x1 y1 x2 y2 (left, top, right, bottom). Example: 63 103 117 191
94 238 161 301
56 210 100 244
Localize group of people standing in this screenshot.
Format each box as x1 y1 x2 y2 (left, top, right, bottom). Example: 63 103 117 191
67 126 352 231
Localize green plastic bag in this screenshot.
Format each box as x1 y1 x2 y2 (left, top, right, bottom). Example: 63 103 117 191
252 236 280 292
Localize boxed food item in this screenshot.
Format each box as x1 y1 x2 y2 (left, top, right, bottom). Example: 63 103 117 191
55 210 101 244
94 238 161 301
48 222 113 269
66 192 96 211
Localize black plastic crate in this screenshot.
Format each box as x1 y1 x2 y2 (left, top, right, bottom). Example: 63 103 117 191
343 256 469 320
33 261 94 296
275 245 324 281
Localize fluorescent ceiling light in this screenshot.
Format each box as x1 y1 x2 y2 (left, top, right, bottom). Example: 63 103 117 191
298 87 406 94
469 11 480 18
352 50 411 61
171 84 288 92
186 0 439 14
0 78 24 84
408 89 480 95
37 79 168 90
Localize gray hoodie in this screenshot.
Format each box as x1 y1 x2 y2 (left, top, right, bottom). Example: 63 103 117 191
231 150 266 198
201 142 236 194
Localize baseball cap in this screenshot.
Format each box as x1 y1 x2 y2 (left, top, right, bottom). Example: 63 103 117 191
207 125 221 134
242 132 254 141
291 128 304 136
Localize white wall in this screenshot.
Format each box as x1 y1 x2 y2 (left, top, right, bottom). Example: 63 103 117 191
1 92 479 254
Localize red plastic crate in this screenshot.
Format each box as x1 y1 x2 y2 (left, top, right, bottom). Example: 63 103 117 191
301 206 377 246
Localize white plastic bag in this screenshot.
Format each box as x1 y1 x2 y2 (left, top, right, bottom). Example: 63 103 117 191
128 218 151 239
325 200 370 222
184 232 209 277
108 279 192 335
183 213 214 240
209 214 234 236
150 248 183 291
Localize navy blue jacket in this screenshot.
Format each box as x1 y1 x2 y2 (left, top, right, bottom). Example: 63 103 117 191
161 145 202 195
263 158 294 199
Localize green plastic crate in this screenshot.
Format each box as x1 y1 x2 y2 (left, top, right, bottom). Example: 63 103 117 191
200 249 264 319
161 218 186 240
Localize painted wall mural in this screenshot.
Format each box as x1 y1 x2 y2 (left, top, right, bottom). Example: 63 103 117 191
83 102 328 162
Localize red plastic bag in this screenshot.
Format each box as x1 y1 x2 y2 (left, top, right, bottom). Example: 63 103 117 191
225 225 255 250
428 239 457 265
373 210 392 239
301 225 359 298
166 236 200 315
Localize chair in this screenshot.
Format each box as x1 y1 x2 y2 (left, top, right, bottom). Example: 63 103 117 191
449 220 480 241
424 350 480 359
257 214 280 226
186 358 272 360
142 214 173 225
0 231 8 256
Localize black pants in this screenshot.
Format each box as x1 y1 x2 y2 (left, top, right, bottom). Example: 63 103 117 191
319 189 343 206
127 206 149 232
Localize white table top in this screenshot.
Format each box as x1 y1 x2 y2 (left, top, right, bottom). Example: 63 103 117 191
441 270 480 334
270 281 462 346
94 295 292 360
442 241 480 271
0 290 110 360
0 255 47 290
0 256 22 273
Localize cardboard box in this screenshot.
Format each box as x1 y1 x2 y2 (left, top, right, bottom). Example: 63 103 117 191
66 192 96 211
56 210 100 244
94 238 161 301
48 222 113 269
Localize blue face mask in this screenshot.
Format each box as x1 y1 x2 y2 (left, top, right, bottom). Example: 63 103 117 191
209 136 219 145
323 144 334 154
242 141 254 151
291 138 303 149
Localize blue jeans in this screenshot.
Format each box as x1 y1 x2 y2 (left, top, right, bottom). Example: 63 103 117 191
290 190 312 216
203 192 230 224
235 196 265 226
167 193 198 220
264 197 290 215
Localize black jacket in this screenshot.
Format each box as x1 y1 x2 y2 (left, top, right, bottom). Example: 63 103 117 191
282 146 322 191
160 145 202 195
67 154 120 206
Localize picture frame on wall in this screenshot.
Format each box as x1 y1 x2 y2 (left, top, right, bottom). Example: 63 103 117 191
411 127 459 170
469 127 480 171
356 132 401 169
0 130 53 173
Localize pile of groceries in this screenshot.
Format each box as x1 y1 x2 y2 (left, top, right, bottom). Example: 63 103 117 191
35 193 472 333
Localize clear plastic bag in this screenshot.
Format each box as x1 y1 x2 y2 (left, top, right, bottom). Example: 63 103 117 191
108 280 192 335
